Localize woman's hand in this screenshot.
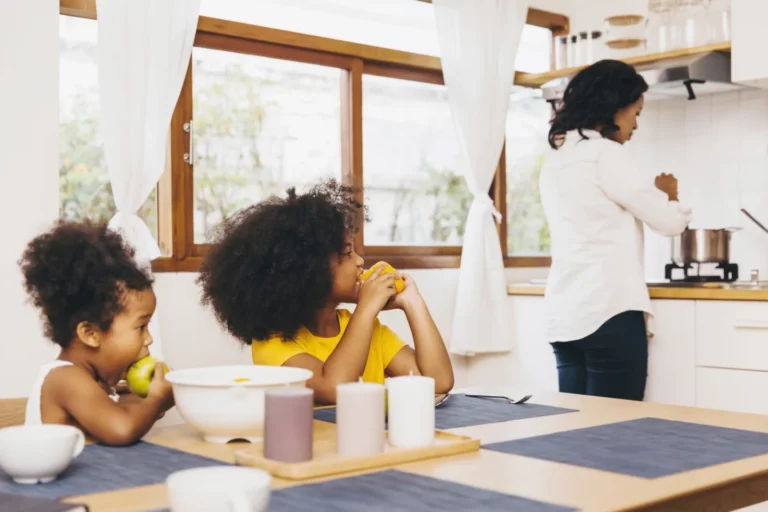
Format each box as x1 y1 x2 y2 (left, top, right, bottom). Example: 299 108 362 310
655 173 679 202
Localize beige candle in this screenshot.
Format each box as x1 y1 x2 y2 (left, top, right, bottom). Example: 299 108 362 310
336 379 385 457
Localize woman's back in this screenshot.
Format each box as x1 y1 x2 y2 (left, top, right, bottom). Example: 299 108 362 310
540 130 652 343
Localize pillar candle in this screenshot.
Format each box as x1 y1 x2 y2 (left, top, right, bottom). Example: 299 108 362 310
386 374 435 448
336 379 385 457
263 387 314 463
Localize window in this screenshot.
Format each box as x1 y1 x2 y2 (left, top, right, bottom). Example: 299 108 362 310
59 15 158 237
505 86 553 257
362 74 467 246
191 47 342 243
59 0 568 271
200 0 443 57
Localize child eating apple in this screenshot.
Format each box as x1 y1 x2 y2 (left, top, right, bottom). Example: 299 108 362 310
197 179 454 405
19 220 174 445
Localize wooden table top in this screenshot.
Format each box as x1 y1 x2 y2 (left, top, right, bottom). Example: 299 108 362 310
38 388 768 512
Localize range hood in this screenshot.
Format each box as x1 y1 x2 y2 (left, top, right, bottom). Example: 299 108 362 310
541 50 746 102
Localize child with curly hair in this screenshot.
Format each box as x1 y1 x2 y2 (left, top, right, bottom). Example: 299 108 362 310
198 179 454 404
19 220 174 445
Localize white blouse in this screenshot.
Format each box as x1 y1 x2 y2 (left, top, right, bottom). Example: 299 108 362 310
539 129 692 343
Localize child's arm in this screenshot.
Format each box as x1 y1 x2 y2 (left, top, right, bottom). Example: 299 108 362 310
283 267 397 404
385 275 455 394
47 363 174 446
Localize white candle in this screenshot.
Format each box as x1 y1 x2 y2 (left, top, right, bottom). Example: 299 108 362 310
386 374 435 448
336 379 385 457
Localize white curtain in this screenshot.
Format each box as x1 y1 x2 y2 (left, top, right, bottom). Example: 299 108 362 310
96 0 201 359
433 0 529 355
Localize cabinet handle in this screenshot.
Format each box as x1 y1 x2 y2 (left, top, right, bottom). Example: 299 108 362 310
733 319 768 330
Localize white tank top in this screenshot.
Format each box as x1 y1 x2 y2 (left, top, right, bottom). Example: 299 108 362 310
25 361 74 425
25 361 120 425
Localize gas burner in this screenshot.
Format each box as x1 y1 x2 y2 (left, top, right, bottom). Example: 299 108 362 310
664 262 739 283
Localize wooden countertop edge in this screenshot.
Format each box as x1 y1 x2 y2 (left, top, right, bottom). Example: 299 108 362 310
506 284 768 301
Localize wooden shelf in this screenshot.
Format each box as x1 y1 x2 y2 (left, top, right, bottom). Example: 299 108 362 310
516 41 733 89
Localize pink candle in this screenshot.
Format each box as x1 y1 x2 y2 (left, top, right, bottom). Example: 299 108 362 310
336 380 385 457
263 387 314 463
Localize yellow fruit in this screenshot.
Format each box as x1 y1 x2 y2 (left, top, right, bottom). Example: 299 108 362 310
360 261 405 294
126 356 170 398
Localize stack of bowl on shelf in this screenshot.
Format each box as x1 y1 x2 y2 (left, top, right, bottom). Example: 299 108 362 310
553 0 731 71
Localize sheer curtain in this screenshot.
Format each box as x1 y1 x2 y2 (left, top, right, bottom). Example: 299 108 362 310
433 0 529 355
96 0 202 359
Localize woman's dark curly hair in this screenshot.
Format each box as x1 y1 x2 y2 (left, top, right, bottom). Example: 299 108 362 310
197 178 367 344
548 59 648 149
19 220 153 348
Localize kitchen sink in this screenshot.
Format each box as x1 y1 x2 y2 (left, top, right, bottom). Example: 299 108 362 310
646 281 726 288
529 279 768 290
723 281 768 290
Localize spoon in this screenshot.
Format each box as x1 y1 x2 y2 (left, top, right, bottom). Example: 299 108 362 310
466 393 532 404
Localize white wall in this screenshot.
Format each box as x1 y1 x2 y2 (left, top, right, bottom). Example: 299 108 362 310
634 90 768 280
0 0 60 399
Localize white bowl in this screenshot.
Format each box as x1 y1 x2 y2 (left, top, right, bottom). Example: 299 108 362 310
165 365 313 443
167 466 271 512
0 424 84 484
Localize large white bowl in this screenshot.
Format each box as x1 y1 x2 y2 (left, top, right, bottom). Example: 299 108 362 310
165 365 313 444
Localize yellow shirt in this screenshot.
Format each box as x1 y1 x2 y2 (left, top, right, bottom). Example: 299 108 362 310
251 309 407 385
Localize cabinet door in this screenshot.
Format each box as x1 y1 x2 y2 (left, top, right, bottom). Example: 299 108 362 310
645 300 696 407
732 0 768 89
696 300 768 372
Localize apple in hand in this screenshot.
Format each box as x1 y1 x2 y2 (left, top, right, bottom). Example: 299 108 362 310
126 356 170 398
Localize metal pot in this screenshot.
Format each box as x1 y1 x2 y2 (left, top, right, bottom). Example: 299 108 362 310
671 227 738 265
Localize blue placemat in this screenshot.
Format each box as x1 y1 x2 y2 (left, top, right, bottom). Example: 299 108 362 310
155 469 576 512
314 394 577 429
484 417 768 479
0 441 228 500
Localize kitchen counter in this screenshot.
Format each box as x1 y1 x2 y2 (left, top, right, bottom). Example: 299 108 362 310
507 282 768 301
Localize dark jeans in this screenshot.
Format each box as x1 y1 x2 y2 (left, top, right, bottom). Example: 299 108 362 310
550 310 648 401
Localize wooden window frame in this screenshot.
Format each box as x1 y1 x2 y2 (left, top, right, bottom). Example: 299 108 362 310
59 0 563 272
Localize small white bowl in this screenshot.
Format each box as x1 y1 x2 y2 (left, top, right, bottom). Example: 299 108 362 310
167 466 271 512
0 424 85 484
165 365 313 444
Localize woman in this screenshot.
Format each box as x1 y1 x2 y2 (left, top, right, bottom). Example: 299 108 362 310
539 60 691 401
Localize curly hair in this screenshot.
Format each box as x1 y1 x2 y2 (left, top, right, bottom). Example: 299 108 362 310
197 179 367 344
548 59 648 149
19 220 153 347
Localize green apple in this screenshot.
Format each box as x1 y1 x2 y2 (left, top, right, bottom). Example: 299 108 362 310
126 356 169 398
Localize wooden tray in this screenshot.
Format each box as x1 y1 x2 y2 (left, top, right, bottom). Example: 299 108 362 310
234 426 480 480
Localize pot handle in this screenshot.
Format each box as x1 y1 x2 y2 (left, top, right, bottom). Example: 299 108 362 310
742 208 768 235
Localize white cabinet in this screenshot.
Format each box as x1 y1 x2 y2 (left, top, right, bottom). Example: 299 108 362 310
696 301 768 372
732 0 768 89
696 366 768 415
645 300 696 407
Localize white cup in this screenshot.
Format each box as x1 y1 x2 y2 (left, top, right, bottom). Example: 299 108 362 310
0 424 85 484
166 466 272 512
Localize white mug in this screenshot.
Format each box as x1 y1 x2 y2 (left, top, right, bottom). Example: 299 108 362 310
0 424 85 484
166 466 271 512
